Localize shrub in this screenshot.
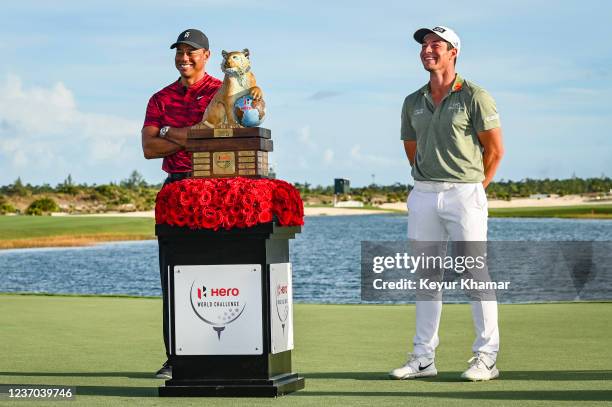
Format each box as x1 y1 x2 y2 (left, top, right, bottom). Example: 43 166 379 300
0 195 16 214
0 203 16 214
26 197 60 216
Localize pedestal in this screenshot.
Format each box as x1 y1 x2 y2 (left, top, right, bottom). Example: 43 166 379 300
156 223 305 397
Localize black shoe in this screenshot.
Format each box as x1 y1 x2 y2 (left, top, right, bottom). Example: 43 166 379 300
155 361 172 379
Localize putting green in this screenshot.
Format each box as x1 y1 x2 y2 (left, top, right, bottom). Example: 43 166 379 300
0 295 610 406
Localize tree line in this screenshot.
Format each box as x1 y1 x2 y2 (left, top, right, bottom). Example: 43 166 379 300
294 177 611 202
0 174 610 215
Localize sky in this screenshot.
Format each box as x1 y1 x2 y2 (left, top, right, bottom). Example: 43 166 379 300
0 0 610 187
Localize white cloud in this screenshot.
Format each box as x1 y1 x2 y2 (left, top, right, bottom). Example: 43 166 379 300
298 125 316 149
0 75 141 184
350 144 404 168
323 148 334 164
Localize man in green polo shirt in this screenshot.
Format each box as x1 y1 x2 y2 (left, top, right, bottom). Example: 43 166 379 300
389 26 505 381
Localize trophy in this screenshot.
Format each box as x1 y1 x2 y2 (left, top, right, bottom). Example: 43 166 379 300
187 48 270 178
157 48 304 398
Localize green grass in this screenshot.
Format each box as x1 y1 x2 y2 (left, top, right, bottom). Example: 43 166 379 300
0 216 154 240
488 205 612 219
0 216 155 248
0 295 610 406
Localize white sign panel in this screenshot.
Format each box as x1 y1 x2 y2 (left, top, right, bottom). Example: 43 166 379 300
173 264 262 355
270 263 294 354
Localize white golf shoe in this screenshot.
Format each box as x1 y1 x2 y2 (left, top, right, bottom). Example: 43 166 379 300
389 353 437 379
461 352 499 381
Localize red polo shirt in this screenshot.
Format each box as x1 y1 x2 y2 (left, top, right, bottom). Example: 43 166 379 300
143 74 222 174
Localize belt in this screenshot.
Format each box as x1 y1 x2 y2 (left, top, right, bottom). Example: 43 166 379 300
414 180 478 193
165 172 192 184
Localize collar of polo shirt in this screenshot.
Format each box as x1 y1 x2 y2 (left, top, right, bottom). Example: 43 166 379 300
421 74 465 95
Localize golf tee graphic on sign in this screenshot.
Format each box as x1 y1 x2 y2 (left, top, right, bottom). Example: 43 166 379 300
173 264 263 355
189 281 247 339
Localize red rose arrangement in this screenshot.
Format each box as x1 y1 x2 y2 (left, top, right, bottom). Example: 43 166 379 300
155 177 304 230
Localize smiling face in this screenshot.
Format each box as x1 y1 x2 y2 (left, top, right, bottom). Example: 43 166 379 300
420 33 457 73
175 43 210 85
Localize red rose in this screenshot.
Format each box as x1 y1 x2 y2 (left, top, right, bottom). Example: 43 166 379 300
223 212 237 230
275 187 290 202
201 208 223 230
212 191 225 209
224 189 240 207
155 177 304 229
258 209 273 223
198 189 213 206
172 211 188 227
194 211 205 228
155 205 167 224
243 194 256 208
234 211 246 228
276 208 293 225
258 199 272 212
186 212 198 228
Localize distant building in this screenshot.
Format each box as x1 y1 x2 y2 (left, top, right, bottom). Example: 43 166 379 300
334 178 350 195
335 200 364 208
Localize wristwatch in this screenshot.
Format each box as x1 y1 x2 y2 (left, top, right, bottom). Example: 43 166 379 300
159 126 170 138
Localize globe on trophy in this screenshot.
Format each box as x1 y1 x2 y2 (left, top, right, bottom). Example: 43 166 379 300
234 95 266 127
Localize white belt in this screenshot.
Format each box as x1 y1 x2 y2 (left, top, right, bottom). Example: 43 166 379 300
413 180 477 193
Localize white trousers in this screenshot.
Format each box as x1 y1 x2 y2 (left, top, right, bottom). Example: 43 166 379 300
408 181 499 357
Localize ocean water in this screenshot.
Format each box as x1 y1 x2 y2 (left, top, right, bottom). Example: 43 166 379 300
1 215 611 303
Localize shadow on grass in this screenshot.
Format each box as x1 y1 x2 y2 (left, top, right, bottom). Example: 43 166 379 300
2 370 611 400
75 386 157 397
0 382 157 398
0 371 153 379
304 370 612 382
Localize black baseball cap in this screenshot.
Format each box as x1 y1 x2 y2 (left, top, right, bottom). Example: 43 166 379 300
170 29 209 50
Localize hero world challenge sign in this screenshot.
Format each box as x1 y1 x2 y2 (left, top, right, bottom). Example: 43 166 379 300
174 264 263 355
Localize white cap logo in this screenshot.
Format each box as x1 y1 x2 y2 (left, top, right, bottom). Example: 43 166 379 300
184 31 190 38
414 25 461 56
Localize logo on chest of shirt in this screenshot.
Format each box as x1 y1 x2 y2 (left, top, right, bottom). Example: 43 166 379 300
448 102 465 112
413 108 425 116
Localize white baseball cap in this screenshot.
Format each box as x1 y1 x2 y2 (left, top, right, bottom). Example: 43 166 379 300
413 26 461 55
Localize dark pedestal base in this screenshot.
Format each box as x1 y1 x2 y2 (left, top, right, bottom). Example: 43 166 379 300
156 223 304 398
158 373 304 397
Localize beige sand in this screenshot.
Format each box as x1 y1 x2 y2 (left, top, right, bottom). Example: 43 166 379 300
53 194 609 218
380 194 611 212
56 208 398 218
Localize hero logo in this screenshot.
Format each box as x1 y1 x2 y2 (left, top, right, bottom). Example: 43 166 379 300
277 284 288 296
190 281 246 339
196 286 240 298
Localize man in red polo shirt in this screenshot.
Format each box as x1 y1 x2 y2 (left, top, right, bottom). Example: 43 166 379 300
141 28 222 379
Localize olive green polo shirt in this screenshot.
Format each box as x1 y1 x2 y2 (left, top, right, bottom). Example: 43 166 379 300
401 74 501 183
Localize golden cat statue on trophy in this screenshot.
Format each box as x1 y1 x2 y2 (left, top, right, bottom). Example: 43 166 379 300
197 48 265 129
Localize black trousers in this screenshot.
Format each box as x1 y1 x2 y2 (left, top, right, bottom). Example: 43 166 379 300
159 173 191 359
159 239 170 358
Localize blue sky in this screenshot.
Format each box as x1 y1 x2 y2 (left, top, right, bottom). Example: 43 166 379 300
0 0 610 186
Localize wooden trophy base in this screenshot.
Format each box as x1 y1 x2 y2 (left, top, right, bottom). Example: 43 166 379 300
187 127 272 178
